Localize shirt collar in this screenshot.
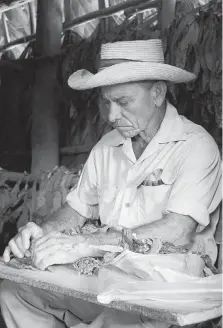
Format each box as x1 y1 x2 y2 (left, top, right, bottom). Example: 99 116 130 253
155 101 186 143
100 102 186 147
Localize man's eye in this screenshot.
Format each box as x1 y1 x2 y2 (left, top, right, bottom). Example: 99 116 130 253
101 98 110 105
118 100 128 106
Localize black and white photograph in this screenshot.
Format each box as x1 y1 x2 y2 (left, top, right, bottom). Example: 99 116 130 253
0 0 221 327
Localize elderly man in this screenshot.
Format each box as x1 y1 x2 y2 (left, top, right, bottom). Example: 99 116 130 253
0 40 221 328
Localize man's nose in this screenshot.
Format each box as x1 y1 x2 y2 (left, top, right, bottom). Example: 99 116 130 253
108 102 121 123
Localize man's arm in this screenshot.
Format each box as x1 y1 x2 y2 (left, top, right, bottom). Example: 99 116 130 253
85 213 197 247
133 213 197 244
41 203 87 233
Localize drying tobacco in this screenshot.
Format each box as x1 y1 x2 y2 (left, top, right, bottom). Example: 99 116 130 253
164 0 222 145
0 166 79 251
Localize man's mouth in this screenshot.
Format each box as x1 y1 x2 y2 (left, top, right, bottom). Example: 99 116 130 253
114 126 140 136
114 125 133 129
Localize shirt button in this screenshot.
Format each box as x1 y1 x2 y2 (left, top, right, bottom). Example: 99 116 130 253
125 202 131 208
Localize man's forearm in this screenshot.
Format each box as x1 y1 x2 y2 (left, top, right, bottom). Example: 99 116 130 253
41 203 87 233
87 213 197 247
133 213 197 244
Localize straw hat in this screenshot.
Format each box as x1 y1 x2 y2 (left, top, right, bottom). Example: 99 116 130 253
68 39 196 90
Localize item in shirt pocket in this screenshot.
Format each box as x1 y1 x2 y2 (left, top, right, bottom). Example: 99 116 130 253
141 168 163 186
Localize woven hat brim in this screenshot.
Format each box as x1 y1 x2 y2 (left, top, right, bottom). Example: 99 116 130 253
68 62 196 90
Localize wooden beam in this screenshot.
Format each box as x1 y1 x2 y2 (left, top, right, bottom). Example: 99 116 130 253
60 145 93 156
0 0 158 52
0 0 33 14
125 1 158 20
2 12 10 44
64 0 158 29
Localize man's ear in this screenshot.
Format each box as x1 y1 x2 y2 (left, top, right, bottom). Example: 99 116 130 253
153 81 167 107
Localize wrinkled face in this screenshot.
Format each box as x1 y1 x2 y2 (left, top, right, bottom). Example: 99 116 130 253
99 82 156 138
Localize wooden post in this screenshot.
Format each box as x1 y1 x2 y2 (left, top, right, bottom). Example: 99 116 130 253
28 0 36 34
98 0 108 34
0 70 28 171
31 0 62 175
160 0 176 34
64 0 73 22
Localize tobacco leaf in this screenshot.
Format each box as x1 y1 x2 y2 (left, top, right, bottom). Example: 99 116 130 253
165 1 221 138
31 180 37 217
192 45 201 76
204 18 216 72
16 205 29 230
0 189 11 210
0 175 8 188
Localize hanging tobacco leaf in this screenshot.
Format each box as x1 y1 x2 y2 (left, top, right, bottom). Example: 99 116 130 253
165 1 221 142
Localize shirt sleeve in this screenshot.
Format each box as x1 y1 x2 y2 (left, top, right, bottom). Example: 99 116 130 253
165 136 222 227
66 148 99 219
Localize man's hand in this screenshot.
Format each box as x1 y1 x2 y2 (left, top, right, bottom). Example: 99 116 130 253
31 231 95 270
3 222 44 262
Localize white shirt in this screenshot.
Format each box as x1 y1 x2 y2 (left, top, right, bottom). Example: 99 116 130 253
67 102 222 261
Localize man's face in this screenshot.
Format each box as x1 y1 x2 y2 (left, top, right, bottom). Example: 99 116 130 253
100 82 156 138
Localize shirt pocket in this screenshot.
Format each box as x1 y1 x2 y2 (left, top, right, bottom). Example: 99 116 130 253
138 171 176 223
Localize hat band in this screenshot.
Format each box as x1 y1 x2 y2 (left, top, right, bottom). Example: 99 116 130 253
98 58 137 71
98 58 165 71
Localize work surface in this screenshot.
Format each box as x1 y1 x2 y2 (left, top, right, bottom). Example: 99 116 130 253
0 259 221 327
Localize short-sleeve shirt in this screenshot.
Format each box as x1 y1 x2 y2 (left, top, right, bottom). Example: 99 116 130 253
67 102 222 261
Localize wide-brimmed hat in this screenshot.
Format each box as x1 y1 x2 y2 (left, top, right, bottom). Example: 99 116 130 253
68 39 196 90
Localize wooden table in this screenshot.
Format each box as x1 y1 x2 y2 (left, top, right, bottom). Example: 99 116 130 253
0 259 221 327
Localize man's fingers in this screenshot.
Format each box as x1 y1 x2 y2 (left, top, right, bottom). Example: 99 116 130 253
33 235 71 253
32 238 59 253
32 244 60 270
20 223 43 249
25 250 31 257
32 234 50 248
20 229 32 250
3 223 43 263
14 236 26 254
8 239 24 259
32 231 61 249
3 246 11 263
32 244 60 262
